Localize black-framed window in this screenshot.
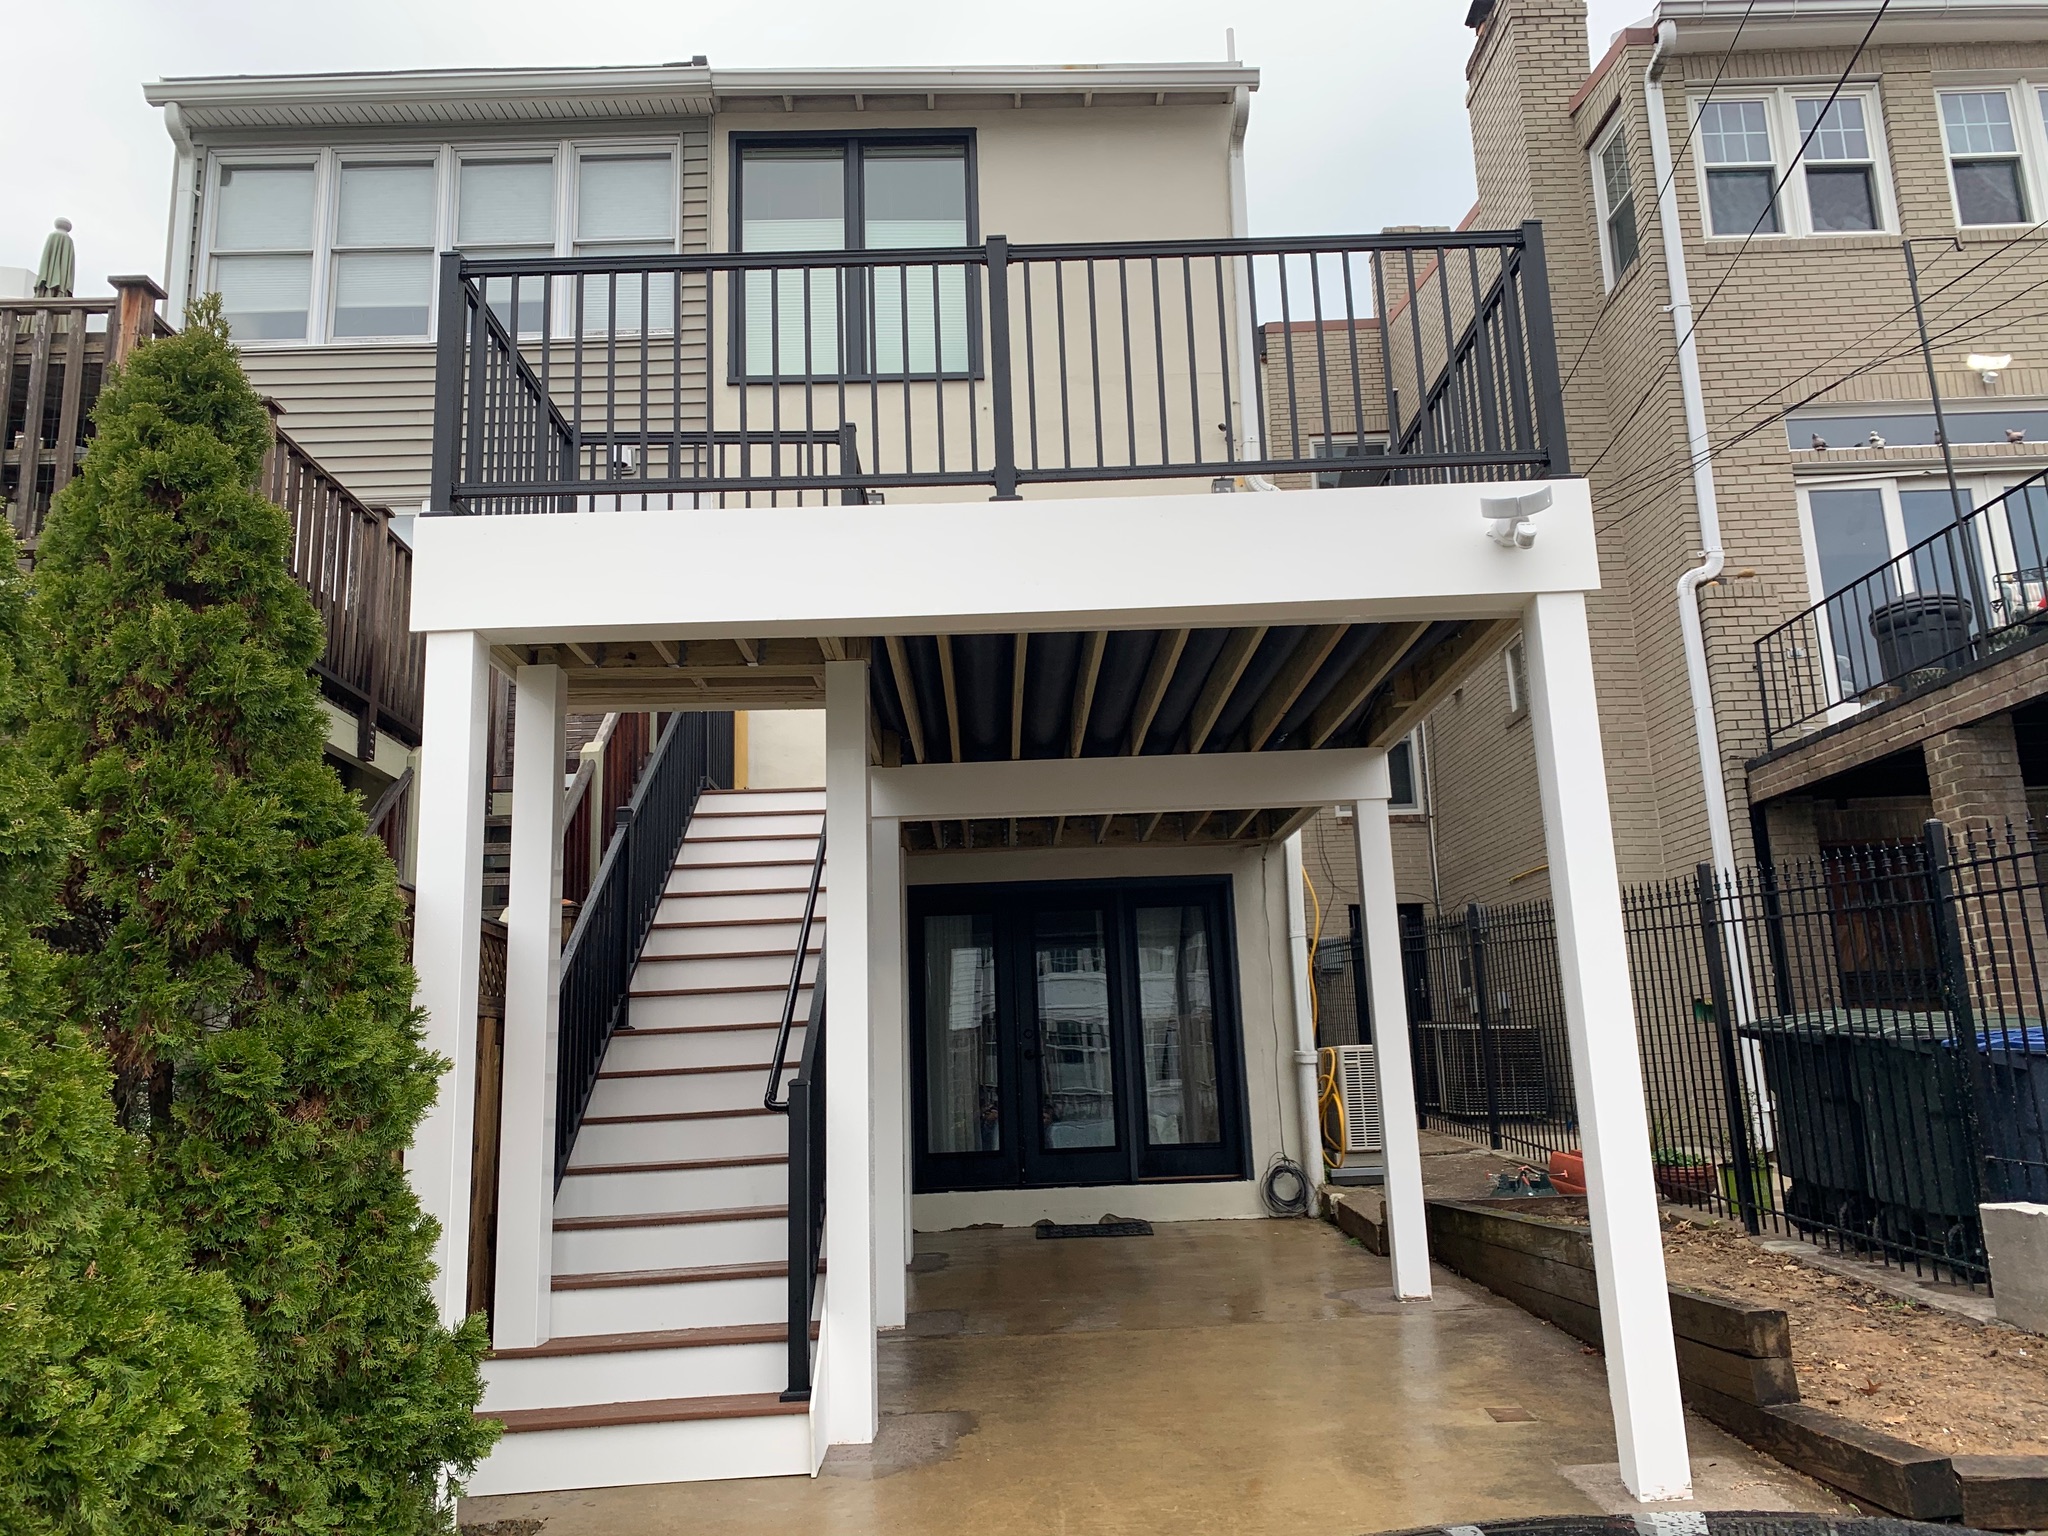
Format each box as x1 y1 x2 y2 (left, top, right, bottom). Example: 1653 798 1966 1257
910 877 1250 1194
732 133 978 380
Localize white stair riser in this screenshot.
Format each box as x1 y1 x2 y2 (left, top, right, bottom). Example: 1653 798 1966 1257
689 812 825 838
642 920 818 957
657 891 820 925
482 1340 787 1411
570 1112 786 1166
602 1027 799 1072
465 1412 810 1496
668 863 821 895
696 790 824 814
583 1069 762 1119
553 1214 787 1273
555 1159 788 1218
551 1273 788 1334
624 990 809 1031
631 951 817 993
677 838 818 868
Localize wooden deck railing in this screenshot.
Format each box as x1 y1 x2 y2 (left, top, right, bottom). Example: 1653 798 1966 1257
1 278 424 749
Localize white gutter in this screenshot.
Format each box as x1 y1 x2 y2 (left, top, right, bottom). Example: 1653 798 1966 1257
1227 83 1280 488
1644 20 1738 881
1645 19 1775 1149
1282 834 1325 1192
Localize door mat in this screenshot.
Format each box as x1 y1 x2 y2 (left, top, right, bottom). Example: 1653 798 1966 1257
1034 1217 1154 1240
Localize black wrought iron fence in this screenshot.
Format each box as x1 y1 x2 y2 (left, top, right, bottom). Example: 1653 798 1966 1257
1755 469 2048 748
553 710 734 1186
427 224 1567 515
1386 823 2048 1288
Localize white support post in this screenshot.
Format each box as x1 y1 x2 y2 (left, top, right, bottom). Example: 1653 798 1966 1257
1524 590 1692 1502
409 630 492 1328
822 660 878 1445
1352 793 1433 1300
870 817 908 1330
496 663 568 1349
1281 835 1326 1195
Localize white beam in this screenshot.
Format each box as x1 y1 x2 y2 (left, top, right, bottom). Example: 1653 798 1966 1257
870 817 909 1331
409 630 491 1327
821 660 878 1447
409 480 1600 644
1352 795 1432 1300
1524 591 1692 1502
872 748 1388 822
496 663 568 1349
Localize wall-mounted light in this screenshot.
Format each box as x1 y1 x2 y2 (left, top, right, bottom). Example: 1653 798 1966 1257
1483 486 1552 549
1968 352 2014 386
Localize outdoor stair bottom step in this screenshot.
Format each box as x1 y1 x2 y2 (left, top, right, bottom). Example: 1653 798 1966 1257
481 1392 808 1435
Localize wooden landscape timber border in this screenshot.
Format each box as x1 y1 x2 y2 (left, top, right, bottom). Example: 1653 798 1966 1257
1326 1194 2048 1527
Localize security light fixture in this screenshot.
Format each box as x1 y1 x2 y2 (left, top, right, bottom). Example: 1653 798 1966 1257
1968 352 2013 385
1483 486 1552 549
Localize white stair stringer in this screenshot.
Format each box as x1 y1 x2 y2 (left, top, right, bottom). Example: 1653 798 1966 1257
469 788 826 1496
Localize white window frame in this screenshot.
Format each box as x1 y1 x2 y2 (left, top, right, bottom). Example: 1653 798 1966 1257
1933 82 2048 231
1689 85 1897 240
1388 728 1425 812
1590 117 1640 290
1504 635 1529 720
197 136 682 349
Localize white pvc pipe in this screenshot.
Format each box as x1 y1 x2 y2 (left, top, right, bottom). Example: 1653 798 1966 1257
1226 84 1279 490
1282 834 1325 1196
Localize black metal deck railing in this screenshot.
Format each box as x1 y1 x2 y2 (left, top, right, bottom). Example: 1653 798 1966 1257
426 224 1567 514
1755 470 2048 749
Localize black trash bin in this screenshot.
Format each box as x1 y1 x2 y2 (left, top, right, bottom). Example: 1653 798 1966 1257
1975 1022 2048 1203
1867 593 1973 679
1741 1015 1872 1238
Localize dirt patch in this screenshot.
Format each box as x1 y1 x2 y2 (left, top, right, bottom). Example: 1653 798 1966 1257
1658 1213 2048 1456
460 1522 545 1535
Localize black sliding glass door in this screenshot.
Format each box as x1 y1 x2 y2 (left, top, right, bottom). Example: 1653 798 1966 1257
911 878 1247 1193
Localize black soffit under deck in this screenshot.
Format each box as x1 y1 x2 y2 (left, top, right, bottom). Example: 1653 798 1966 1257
869 619 1467 768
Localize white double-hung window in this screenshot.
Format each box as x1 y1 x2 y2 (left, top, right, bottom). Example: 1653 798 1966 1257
457 157 557 332
1940 90 2030 226
211 164 317 340
331 161 437 338
1591 120 1640 287
573 153 677 333
1695 89 1891 238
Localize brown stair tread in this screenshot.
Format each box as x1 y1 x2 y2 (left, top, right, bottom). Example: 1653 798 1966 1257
635 946 821 962
686 832 824 843
692 809 825 820
491 1320 815 1360
593 1060 792 1080
554 1204 785 1232
656 886 825 899
553 1259 792 1290
651 914 828 929
668 859 821 872
580 1105 776 1126
483 1392 806 1434
629 982 814 999
607 1021 792 1038
560 1152 785 1179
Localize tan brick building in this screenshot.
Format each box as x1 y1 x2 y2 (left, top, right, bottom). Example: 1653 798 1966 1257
1289 0 2048 914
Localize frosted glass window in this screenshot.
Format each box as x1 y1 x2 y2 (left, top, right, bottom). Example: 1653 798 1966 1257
332 162 435 337
213 164 315 340
575 156 675 333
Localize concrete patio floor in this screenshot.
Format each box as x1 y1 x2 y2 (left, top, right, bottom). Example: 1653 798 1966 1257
459 1216 1841 1536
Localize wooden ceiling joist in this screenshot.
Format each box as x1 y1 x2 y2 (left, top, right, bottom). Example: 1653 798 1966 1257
1126 627 1188 755
937 635 964 765
1246 624 1348 751
1011 634 1028 760
883 635 927 764
1183 626 1267 753
1069 631 1106 758
1363 617 1518 748
1306 621 1431 749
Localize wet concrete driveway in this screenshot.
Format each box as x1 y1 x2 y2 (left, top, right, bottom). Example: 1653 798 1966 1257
459 1216 1837 1535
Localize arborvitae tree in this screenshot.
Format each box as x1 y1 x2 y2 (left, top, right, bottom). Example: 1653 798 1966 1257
0 523 255 1535
30 296 496 1533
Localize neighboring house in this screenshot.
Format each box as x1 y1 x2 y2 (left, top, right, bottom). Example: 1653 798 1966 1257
143 57 1698 1509
1293 0 2048 916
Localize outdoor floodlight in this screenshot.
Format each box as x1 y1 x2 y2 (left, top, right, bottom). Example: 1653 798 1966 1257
1482 486 1552 549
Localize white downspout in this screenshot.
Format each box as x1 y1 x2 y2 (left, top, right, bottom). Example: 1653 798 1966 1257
1283 834 1324 1194
162 102 198 329
1645 20 1738 881
1646 22 1773 1149
1228 83 1279 490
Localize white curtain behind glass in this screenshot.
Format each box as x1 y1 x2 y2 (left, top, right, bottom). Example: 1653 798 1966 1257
461 159 556 331
576 156 675 333
214 165 315 341
333 163 435 337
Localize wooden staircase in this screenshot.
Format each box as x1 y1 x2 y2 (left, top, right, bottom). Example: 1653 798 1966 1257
468 788 825 1495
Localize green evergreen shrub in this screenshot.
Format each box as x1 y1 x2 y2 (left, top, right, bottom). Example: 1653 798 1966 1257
0 523 255 1534
31 296 496 1533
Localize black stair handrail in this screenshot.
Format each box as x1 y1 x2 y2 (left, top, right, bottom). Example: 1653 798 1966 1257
765 827 826 1113
553 711 730 1188
781 950 826 1402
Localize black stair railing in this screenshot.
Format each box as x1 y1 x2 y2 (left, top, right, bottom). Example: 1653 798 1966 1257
776 953 826 1402
765 829 826 1112
554 710 731 1187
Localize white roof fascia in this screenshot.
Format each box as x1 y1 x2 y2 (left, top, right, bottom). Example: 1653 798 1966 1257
1654 0 2048 51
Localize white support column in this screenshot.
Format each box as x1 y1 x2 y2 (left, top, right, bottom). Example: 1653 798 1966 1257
822 660 878 1445
870 817 908 1330
1524 590 1692 1502
1352 793 1433 1300
496 663 568 1349
409 630 492 1327
1281 835 1326 1194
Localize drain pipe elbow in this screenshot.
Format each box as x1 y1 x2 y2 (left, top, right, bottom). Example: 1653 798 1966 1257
1645 18 1739 877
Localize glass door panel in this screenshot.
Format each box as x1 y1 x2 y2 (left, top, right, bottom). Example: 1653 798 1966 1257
1135 904 1221 1147
1031 909 1117 1150
918 911 1007 1183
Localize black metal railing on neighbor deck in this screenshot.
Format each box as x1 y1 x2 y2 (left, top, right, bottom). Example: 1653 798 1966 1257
427 224 1567 514
1355 823 2048 1288
554 710 734 1187
1756 470 2048 749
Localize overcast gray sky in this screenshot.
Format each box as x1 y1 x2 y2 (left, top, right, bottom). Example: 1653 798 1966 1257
2 0 1651 297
